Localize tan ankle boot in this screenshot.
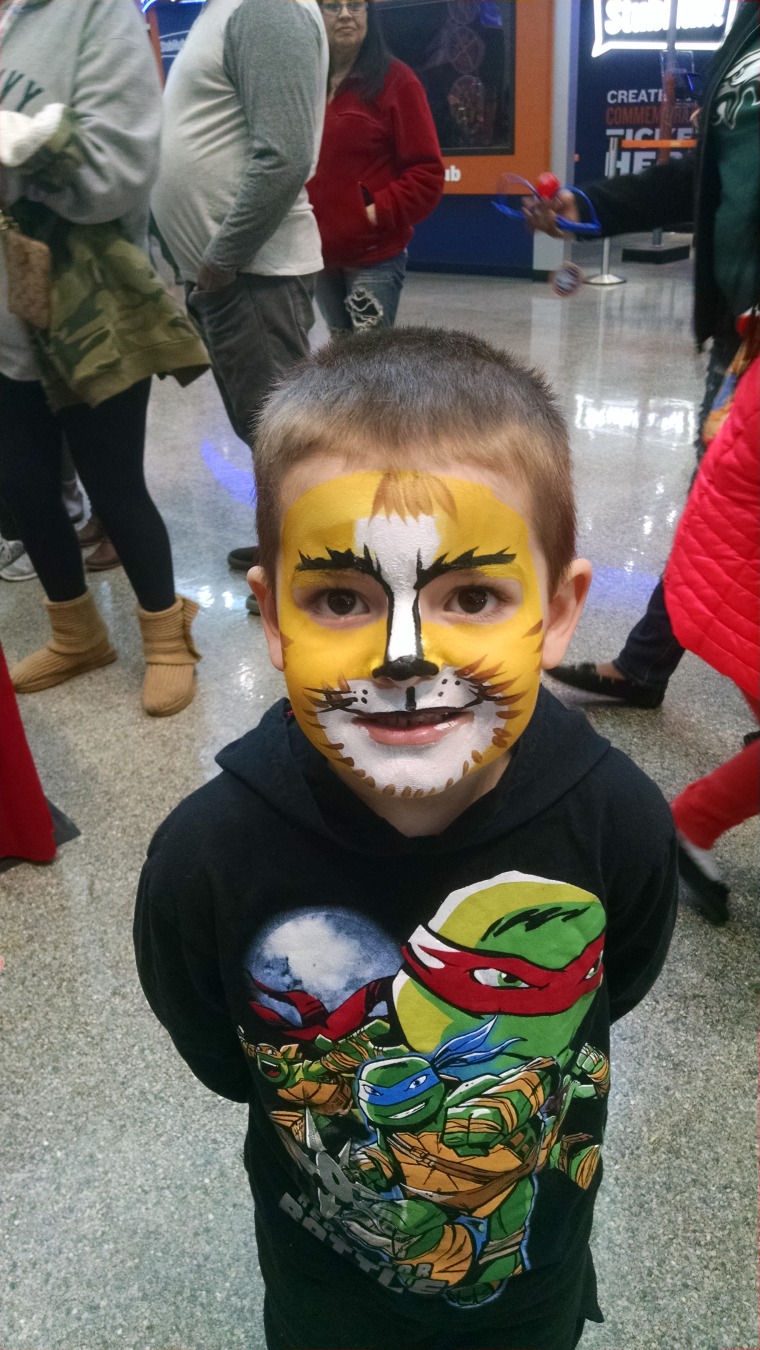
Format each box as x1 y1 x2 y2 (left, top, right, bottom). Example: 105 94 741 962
11 592 117 693
137 595 200 717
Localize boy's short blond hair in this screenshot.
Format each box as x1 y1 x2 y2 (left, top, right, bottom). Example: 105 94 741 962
253 327 576 593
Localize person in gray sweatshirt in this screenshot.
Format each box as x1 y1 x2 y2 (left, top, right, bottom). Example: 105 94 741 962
0 0 201 717
151 0 328 586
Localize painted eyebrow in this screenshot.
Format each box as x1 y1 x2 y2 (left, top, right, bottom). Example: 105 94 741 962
295 545 383 579
416 548 517 589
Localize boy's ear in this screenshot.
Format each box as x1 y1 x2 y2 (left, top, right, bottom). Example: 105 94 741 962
249 566 285 672
540 559 592 671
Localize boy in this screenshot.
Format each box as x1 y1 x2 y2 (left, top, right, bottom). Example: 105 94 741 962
135 328 677 1350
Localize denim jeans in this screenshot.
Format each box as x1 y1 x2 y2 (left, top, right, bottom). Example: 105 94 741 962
614 329 741 690
316 251 407 335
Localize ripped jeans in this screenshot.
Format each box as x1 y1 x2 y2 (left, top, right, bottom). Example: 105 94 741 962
316 251 407 335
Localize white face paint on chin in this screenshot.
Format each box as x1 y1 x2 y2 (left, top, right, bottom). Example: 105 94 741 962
313 662 505 795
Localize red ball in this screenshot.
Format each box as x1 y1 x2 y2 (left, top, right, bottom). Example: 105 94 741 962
536 172 560 199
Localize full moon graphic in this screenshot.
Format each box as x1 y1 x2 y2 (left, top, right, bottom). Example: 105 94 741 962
245 908 402 1024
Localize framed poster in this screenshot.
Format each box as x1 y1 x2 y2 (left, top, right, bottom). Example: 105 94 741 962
381 0 516 154
381 0 552 195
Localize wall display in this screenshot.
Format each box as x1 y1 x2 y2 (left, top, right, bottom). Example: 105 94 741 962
381 1 516 154
576 0 738 181
142 1 552 199
140 1 550 271
382 0 552 195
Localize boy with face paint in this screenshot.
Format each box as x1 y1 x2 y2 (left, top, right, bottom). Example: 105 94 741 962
135 330 678 1350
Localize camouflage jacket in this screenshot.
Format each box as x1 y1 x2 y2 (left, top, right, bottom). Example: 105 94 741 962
12 196 210 411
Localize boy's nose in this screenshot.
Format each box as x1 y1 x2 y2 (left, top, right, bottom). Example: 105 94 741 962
372 655 439 681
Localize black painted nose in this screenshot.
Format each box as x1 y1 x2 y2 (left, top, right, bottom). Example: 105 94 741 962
372 655 440 681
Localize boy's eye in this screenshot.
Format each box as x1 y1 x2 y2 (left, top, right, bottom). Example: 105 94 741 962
453 586 491 614
326 589 364 616
323 588 368 616
445 585 507 617
438 578 523 620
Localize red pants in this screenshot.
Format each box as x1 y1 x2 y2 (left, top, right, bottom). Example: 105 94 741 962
671 694 760 849
0 644 56 862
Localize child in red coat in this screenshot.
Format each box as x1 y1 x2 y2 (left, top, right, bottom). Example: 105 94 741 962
664 356 759 923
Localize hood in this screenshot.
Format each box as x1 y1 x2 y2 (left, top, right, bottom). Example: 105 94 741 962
215 686 611 858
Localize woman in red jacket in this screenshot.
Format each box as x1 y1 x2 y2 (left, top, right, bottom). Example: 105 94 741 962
664 356 759 925
309 0 444 334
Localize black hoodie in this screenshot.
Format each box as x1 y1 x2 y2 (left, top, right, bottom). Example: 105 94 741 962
135 688 676 1350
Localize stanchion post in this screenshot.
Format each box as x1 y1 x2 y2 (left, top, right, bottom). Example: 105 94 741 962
586 136 626 287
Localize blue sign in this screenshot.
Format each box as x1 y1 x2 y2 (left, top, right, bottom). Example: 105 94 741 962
142 0 204 78
575 0 730 182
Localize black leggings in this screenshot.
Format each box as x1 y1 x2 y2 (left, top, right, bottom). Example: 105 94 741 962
0 374 174 611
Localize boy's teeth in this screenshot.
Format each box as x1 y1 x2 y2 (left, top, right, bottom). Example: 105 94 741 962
360 708 461 727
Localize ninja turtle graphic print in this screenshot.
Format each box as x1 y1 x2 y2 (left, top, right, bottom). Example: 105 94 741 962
238 870 609 1310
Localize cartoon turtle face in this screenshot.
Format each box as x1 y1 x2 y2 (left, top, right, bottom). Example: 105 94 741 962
255 1043 297 1086
393 872 605 1062
356 1055 446 1129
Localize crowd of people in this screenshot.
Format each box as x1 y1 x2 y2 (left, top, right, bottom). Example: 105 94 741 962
0 0 444 640
1 2 757 1348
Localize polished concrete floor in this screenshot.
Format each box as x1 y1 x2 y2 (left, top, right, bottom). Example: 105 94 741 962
2 246 758 1350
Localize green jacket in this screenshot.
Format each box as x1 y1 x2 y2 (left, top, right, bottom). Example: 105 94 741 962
15 197 210 411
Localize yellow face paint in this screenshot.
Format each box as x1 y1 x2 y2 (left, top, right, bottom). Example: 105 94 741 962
277 471 545 796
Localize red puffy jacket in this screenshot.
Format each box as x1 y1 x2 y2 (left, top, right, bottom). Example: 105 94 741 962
664 357 759 698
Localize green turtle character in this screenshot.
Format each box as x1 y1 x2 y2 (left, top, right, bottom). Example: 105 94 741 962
253 1020 404 1141
342 874 610 1301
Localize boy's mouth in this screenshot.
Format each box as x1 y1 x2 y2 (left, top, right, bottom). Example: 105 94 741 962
352 707 473 747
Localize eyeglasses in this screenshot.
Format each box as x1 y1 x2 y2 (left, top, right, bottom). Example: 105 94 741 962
321 2 367 14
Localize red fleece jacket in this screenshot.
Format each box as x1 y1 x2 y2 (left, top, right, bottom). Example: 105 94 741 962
665 357 759 698
308 60 444 270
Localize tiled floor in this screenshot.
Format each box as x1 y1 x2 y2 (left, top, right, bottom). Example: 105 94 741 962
2 247 757 1350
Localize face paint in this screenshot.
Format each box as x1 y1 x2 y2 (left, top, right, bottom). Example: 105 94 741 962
277 471 545 796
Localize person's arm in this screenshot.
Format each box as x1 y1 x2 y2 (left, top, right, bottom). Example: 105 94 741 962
134 828 251 1103
198 0 325 286
21 0 161 225
582 153 697 236
369 65 445 237
523 154 697 239
604 783 680 1020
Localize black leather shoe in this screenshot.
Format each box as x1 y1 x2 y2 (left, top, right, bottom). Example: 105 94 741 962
677 841 730 926
545 662 665 709
228 545 259 571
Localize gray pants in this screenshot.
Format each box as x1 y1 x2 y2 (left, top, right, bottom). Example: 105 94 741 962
186 272 316 447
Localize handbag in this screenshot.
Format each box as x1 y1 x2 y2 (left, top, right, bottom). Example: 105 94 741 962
0 206 52 329
702 306 760 447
